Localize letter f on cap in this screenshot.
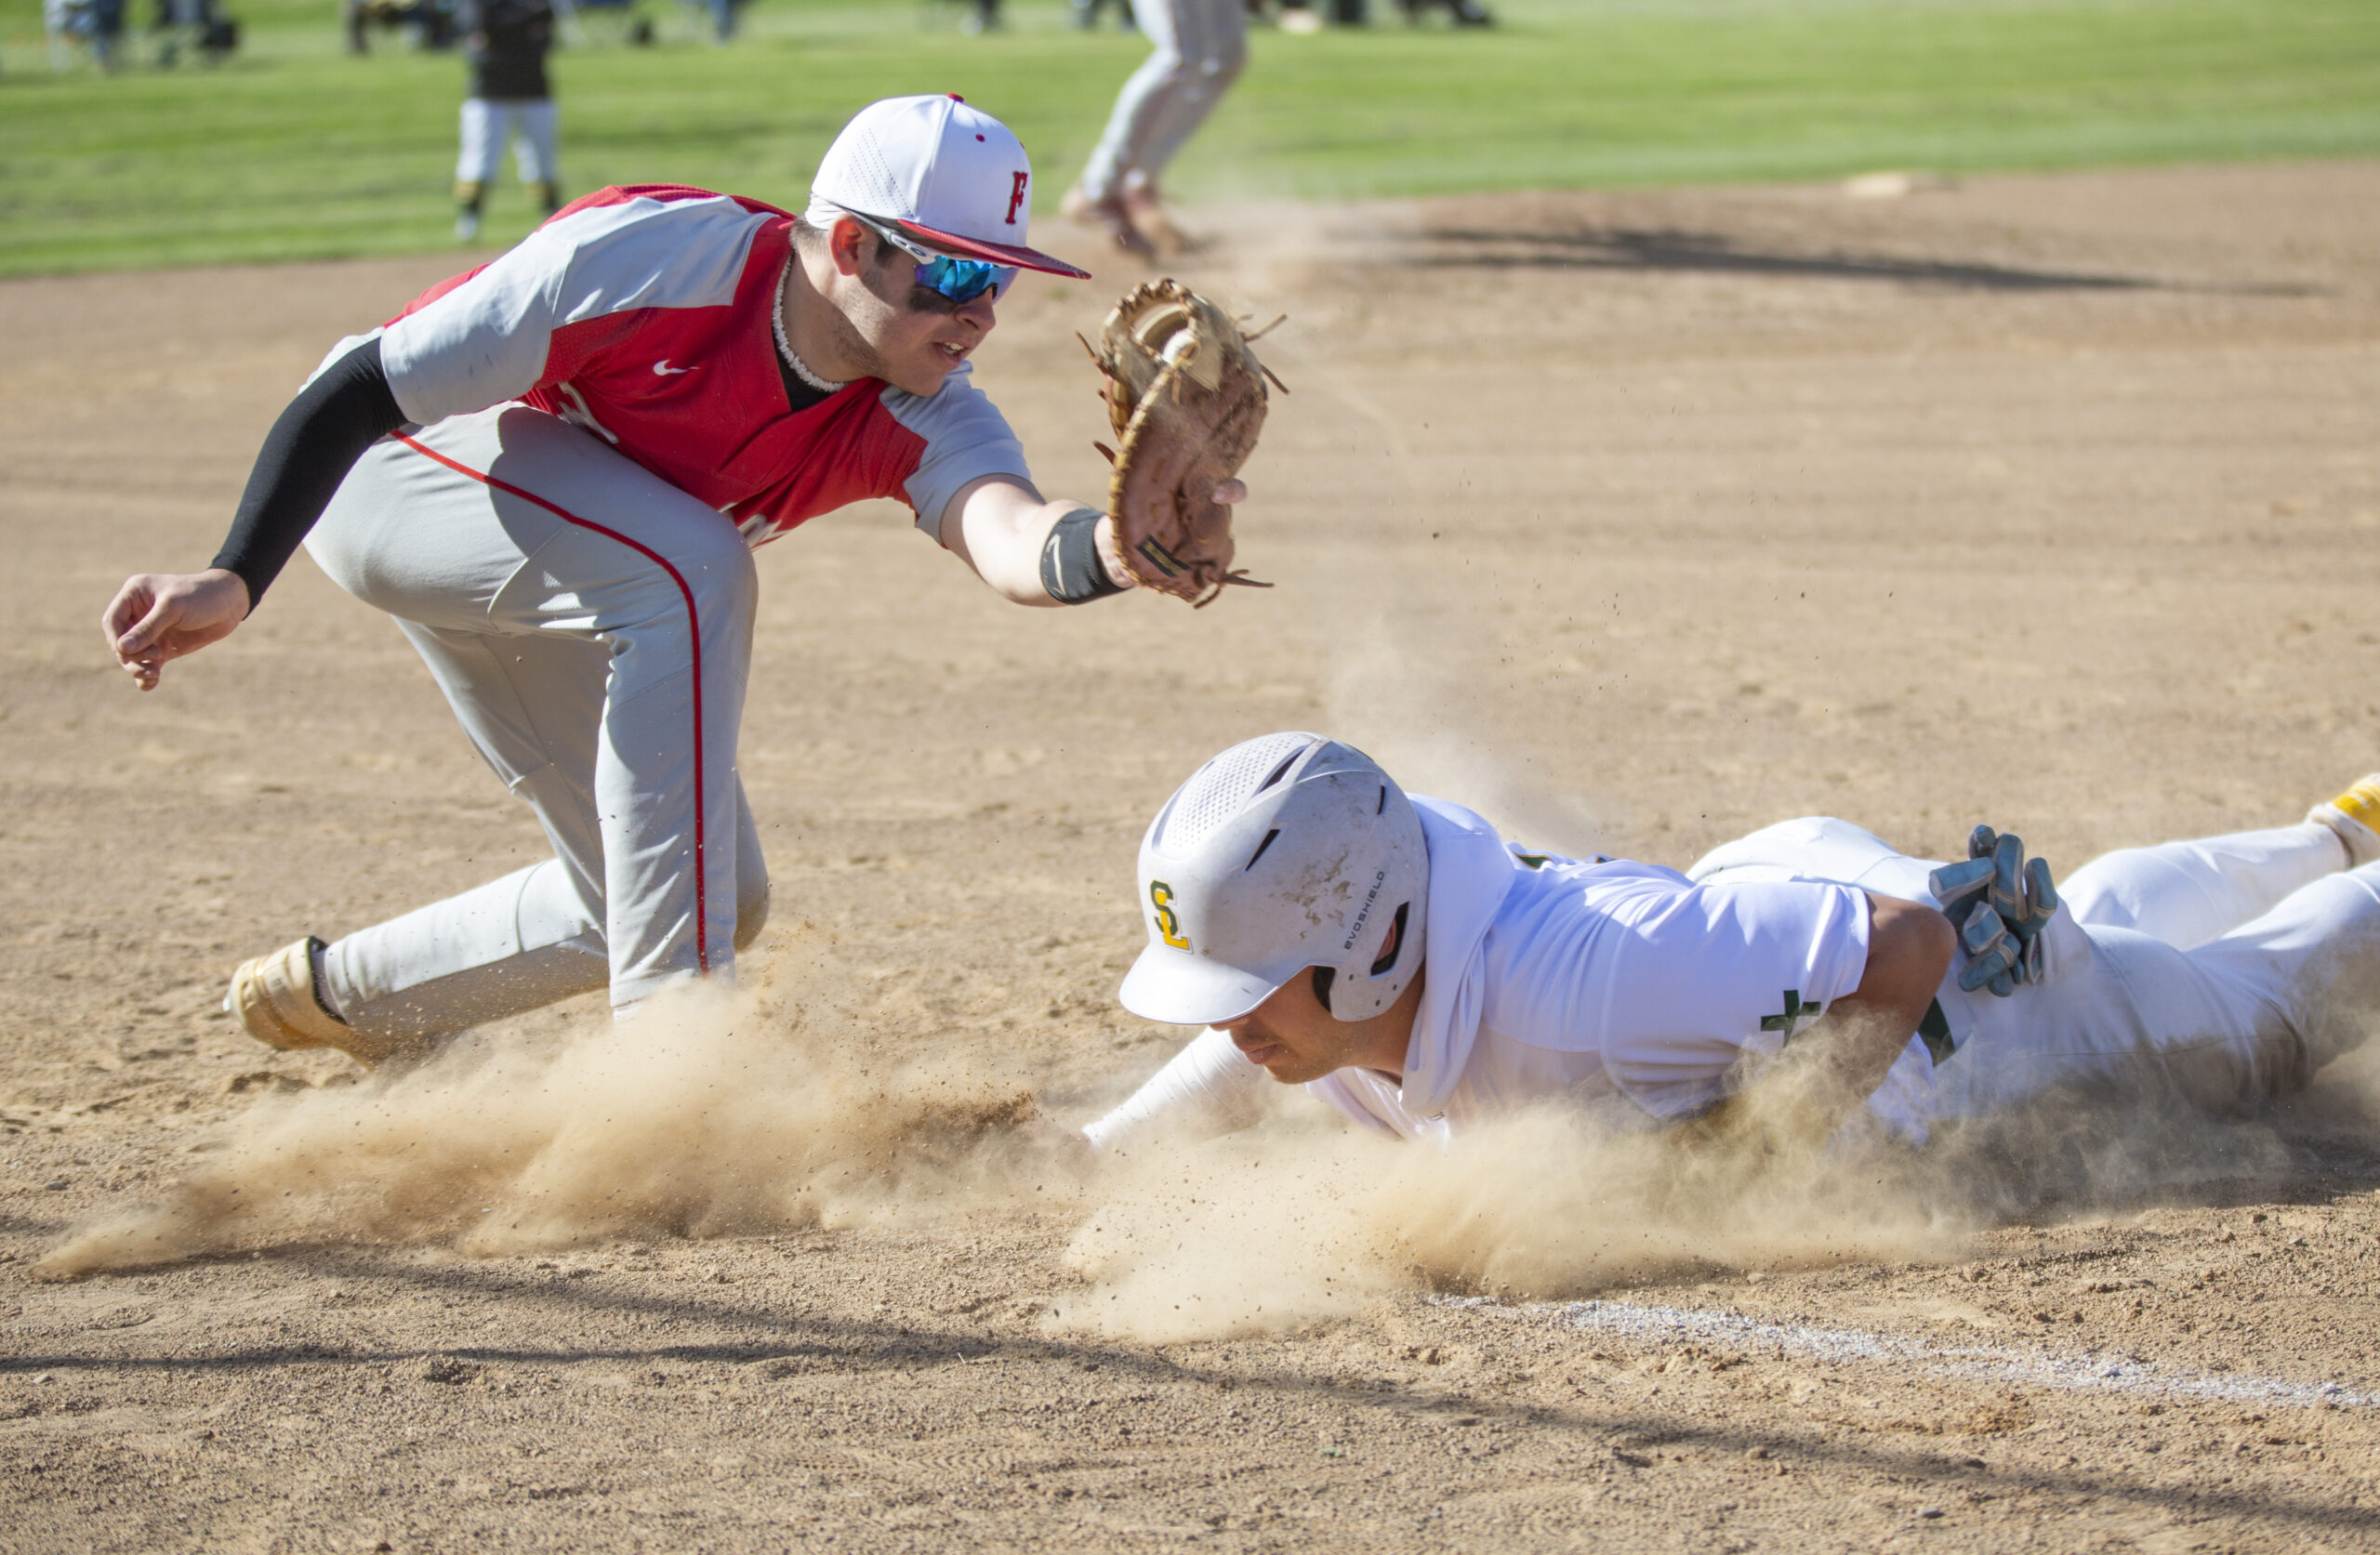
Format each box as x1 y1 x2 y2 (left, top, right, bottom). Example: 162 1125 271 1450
810 95 1089 277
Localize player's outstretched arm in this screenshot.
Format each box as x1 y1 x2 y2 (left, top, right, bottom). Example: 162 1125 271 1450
101 569 251 692
101 336 406 692
939 473 1248 608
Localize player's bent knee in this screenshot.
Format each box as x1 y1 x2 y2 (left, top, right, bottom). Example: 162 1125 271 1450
675 526 760 618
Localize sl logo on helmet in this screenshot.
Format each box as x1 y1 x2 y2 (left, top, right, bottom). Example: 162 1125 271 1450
1148 880 1189 949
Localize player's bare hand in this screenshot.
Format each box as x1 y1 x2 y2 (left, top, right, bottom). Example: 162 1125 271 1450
1211 479 1248 506
102 569 249 692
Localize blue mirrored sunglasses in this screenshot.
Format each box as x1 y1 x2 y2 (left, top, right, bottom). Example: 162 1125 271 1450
852 213 1016 305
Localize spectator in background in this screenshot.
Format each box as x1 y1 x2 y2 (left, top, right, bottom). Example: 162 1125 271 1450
1273 0 1356 26
454 0 559 242
64 0 129 68
1063 0 1245 257
154 0 237 65
348 0 456 53
1396 0 1489 24
1071 0 1134 28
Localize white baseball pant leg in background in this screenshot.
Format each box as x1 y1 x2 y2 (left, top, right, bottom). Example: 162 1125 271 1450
303 403 765 1047
1077 0 1247 202
456 99 558 187
2058 821 2347 951
508 99 558 187
457 99 506 185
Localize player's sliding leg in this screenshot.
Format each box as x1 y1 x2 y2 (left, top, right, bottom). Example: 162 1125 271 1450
2059 776 2380 950
1935 863 2380 1119
2167 863 2380 1101
233 405 762 1063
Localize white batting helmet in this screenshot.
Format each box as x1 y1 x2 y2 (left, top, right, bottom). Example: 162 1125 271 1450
1119 732 1429 1028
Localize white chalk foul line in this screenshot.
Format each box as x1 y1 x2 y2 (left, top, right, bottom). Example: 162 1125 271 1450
1428 1295 2369 1411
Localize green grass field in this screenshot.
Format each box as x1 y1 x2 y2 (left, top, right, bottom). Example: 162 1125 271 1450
3 0 2378 276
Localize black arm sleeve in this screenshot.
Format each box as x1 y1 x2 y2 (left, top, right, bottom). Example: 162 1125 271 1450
208 336 407 611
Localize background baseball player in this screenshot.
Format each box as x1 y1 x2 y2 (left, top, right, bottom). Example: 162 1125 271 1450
1062 0 1245 257
453 0 561 243
1082 731 2380 1158
100 95 1247 1068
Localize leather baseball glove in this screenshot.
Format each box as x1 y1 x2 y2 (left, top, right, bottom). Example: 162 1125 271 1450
1083 280 1283 607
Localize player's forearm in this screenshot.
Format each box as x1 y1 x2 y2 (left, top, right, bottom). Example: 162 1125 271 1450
1779 896 1951 1130
1699 894 1953 1153
210 336 407 612
945 480 1130 608
1082 1027 1270 1153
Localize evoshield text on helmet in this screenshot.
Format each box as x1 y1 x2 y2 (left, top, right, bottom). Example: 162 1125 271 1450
1118 732 1429 1028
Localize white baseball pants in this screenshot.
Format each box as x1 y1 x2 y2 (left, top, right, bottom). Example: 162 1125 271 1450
303 404 766 1045
1937 821 2380 1116
1700 815 2380 1119
456 97 558 187
1077 0 1246 202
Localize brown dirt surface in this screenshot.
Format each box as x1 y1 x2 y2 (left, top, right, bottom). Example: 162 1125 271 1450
7 159 2380 1551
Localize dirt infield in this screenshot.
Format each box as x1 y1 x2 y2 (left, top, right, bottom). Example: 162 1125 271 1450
7 160 2380 1551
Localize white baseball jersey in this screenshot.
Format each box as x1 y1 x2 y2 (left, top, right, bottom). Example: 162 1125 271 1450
1086 797 1876 1150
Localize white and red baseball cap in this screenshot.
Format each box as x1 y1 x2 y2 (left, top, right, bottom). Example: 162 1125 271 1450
809 94 1091 279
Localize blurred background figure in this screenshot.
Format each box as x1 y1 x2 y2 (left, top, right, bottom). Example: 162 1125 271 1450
1064 0 1245 256
1070 0 1135 29
960 0 1000 33
46 0 127 69
1264 0 1484 31
1268 0 1356 29
152 0 239 65
1395 0 1489 24
454 0 559 242
347 0 456 53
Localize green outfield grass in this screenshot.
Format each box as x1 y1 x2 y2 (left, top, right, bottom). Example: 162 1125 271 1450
2 0 2377 276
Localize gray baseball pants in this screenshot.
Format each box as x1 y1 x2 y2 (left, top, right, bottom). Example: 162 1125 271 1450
1078 0 1247 202
303 403 768 1046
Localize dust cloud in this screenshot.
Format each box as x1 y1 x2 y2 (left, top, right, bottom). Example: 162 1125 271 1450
33 964 1064 1282
40 928 2376 1347
1050 1046 2380 1343
1049 1100 1958 1343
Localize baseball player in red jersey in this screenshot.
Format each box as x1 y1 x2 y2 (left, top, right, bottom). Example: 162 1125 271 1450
101 95 1242 1064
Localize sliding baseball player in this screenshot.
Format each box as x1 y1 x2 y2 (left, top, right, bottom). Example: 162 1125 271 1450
99 95 1263 1067
1084 731 2380 1156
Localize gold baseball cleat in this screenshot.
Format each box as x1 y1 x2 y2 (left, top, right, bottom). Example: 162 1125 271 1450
2309 774 2380 869
225 937 416 1068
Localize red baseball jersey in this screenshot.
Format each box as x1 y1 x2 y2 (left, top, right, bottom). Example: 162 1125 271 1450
374 185 1030 546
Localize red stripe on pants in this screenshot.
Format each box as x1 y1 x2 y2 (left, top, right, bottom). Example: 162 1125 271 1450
394 434 712 976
